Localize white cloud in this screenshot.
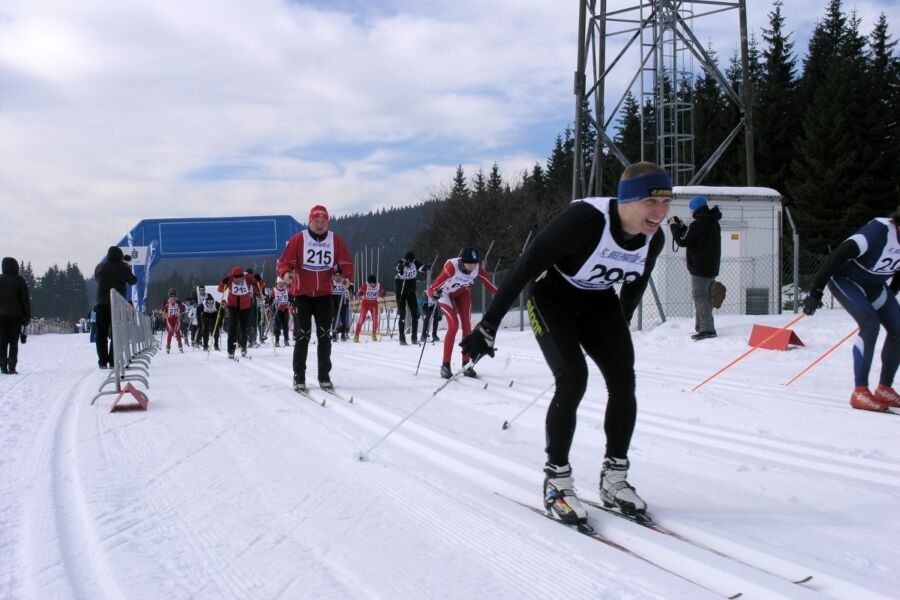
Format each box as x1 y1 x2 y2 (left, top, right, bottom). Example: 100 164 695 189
0 0 897 274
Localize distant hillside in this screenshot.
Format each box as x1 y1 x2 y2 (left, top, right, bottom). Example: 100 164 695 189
329 201 439 281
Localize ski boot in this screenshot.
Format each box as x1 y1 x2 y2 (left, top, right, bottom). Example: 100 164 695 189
227 352 235 360
600 457 646 516
850 387 888 411
399 334 408 346
178 344 184 353
463 365 477 378
166 346 170 354
440 363 452 379
371 332 378 342
411 335 418 345
353 333 360 343
293 373 307 393
240 347 248 358
874 384 900 408
543 463 588 524
319 379 334 392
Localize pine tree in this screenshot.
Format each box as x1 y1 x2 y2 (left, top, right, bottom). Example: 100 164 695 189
692 47 729 183
790 0 875 255
865 14 900 205
755 0 798 194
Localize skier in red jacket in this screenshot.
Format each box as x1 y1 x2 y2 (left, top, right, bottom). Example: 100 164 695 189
426 248 497 379
278 205 353 392
354 274 385 342
218 266 258 358
160 289 184 353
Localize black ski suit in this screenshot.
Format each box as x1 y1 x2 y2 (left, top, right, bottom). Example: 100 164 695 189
394 258 427 341
478 199 664 464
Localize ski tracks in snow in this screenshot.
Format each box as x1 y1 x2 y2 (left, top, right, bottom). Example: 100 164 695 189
11 361 125 599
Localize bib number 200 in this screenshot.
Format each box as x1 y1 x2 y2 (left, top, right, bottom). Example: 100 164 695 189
586 264 640 284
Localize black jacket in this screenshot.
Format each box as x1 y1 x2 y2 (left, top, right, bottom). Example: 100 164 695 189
0 257 32 322
94 246 137 305
670 205 722 278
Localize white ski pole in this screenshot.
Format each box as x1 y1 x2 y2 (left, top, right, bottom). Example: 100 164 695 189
501 382 555 430
356 362 475 461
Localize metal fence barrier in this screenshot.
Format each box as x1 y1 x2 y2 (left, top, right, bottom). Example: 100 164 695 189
91 290 158 407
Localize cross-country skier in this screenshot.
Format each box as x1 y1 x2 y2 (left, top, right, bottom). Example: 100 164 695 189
199 293 220 351
426 248 497 379
420 288 442 342
460 161 671 525
354 274 385 342
394 251 429 345
802 207 900 412
161 289 185 353
218 267 259 359
270 277 291 347
278 205 353 392
331 271 343 342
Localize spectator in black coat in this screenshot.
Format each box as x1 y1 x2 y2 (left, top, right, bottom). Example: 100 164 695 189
93 246 137 368
669 195 722 340
0 257 32 374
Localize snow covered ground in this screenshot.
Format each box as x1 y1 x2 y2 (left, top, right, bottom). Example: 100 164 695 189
1 310 897 600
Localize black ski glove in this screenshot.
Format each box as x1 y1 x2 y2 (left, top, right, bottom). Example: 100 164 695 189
460 321 497 362
222 277 229 285
802 289 823 316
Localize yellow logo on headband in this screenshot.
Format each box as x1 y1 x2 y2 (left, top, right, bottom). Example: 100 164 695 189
649 188 673 197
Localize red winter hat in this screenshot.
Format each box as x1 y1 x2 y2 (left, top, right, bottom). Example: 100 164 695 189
230 266 244 277
309 205 329 222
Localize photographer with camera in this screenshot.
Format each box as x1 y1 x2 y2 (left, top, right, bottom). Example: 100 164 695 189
0 257 32 375
669 195 722 340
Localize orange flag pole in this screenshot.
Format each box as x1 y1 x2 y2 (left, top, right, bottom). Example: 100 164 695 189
784 327 859 387
691 313 807 392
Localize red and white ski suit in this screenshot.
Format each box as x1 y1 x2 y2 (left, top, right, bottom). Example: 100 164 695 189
355 282 385 336
427 259 497 364
161 299 184 348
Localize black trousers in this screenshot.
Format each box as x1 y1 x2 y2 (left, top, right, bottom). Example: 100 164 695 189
395 280 419 338
292 295 333 381
0 317 22 372
273 310 290 343
528 284 637 466
94 303 113 367
227 306 251 353
422 303 441 338
201 311 220 349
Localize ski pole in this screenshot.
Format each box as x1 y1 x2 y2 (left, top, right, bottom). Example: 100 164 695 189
784 326 859 386
414 333 428 375
501 382 555 430
356 361 476 462
692 313 807 392
207 292 227 360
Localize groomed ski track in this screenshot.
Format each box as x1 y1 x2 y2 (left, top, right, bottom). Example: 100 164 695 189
0 311 897 599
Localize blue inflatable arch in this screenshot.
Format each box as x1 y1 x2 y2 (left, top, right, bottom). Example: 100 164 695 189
114 215 304 311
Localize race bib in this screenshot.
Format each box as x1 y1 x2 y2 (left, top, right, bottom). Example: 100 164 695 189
302 230 335 272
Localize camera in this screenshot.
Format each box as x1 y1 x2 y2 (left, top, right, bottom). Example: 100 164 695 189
667 216 682 225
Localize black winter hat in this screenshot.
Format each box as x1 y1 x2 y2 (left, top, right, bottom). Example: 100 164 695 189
367 274 377 284
107 246 124 262
2 257 19 275
461 247 479 264
404 251 415 261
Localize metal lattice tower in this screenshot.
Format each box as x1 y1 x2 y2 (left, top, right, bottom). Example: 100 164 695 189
572 0 755 199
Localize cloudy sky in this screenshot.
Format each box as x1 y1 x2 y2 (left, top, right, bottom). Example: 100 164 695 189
1 0 897 274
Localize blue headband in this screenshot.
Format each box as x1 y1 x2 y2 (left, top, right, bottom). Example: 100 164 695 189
617 172 673 203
